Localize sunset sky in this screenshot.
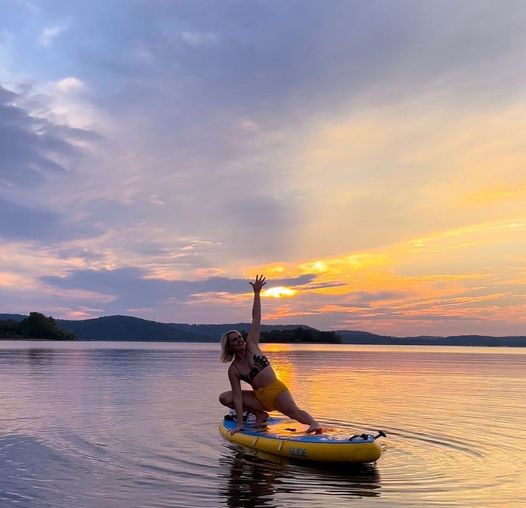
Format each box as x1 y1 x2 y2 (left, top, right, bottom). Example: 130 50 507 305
1 0 525 336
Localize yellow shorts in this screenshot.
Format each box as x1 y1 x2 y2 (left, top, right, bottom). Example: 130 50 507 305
254 379 289 411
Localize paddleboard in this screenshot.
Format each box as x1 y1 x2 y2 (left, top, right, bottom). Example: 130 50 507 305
219 415 383 463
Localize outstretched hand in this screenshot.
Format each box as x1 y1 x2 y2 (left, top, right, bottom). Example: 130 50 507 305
249 274 267 293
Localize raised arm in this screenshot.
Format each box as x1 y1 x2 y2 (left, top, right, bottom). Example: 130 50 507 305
245 275 266 350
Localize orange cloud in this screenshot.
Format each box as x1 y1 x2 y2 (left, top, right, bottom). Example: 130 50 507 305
248 216 526 334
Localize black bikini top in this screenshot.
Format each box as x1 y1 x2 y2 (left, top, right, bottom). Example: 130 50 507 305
235 353 271 383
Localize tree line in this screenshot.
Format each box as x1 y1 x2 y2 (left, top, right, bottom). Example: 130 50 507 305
0 312 76 340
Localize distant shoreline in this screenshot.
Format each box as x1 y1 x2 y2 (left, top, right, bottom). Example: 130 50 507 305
1 313 525 347
0 337 75 341
1 337 525 348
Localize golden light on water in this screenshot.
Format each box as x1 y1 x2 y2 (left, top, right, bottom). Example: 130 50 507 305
263 286 298 298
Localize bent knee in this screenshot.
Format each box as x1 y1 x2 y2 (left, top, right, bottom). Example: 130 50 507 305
219 391 232 406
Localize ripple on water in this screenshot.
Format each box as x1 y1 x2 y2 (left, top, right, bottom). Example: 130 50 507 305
217 441 382 507
358 422 515 506
215 417 512 507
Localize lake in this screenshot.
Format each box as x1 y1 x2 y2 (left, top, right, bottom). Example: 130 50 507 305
0 342 525 507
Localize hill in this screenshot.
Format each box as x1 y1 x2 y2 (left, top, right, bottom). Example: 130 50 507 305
0 315 316 342
0 314 26 322
1 314 524 345
336 330 526 347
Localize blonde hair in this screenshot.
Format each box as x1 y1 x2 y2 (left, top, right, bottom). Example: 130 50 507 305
219 329 240 363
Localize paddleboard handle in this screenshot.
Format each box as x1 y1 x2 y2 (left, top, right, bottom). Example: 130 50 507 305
349 433 370 441
349 430 386 441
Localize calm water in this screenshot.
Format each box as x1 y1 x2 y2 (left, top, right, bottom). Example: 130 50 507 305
0 342 525 507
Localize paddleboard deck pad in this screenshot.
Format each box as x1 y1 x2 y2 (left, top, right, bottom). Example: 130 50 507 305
219 415 382 463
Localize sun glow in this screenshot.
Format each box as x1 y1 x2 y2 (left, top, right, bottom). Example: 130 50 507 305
263 286 297 298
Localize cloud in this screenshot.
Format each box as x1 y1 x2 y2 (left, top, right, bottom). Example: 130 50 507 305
0 195 102 242
40 269 317 314
102 1 525 119
0 85 103 242
0 85 95 186
347 291 407 304
17 1 517 267
39 23 68 47
0 197 63 241
53 77 85 93
180 31 220 48
42 0 523 266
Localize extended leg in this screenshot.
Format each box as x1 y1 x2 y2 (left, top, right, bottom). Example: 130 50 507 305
274 391 322 433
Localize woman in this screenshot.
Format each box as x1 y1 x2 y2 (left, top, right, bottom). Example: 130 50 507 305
219 275 322 435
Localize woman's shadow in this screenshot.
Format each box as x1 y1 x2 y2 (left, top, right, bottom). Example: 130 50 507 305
217 443 382 507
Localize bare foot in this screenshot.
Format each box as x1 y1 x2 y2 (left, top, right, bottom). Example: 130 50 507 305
255 411 269 427
306 425 323 434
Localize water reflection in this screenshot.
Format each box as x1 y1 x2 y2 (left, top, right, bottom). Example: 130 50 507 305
0 348 56 366
27 348 55 366
219 448 283 507
217 443 381 507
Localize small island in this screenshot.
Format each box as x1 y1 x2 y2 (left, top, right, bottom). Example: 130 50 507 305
0 312 76 340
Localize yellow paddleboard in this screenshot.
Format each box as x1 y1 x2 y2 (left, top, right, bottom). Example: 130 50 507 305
219 416 383 463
